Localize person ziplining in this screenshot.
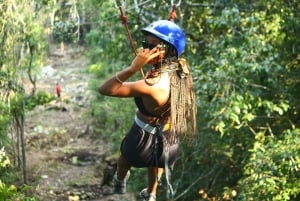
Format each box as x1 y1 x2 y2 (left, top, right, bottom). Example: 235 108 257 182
98 1 196 201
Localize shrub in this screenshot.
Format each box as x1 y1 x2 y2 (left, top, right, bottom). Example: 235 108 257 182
238 129 300 201
25 91 55 110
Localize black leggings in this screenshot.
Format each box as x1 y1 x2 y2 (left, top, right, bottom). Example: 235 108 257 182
121 123 179 168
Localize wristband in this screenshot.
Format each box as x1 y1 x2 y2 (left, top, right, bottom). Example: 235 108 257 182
115 72 124 84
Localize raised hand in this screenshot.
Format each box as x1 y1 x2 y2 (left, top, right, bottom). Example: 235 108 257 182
130 46 165 72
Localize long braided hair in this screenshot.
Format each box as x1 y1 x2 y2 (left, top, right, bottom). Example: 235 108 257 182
165 44 197 138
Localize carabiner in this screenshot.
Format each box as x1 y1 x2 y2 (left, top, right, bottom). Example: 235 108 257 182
171 0 181 7
113 0 126 8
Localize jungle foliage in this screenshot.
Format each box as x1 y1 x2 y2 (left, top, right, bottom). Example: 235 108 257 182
0 0 52 199
0 0 299 200
86 0 300 201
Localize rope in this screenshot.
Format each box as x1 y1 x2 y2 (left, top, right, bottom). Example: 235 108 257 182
116 3 146 78
118 6 137 56
168 4 177 21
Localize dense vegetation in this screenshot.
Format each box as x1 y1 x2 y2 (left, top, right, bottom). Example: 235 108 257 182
0 0 299 200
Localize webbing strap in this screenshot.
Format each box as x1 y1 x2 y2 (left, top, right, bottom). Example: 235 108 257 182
164 137 174 200
153 125 174 200
168 4 176 21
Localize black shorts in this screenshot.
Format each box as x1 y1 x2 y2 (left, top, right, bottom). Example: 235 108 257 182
121 122 179 168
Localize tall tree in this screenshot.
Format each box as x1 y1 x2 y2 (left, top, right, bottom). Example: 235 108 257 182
0 0 48 184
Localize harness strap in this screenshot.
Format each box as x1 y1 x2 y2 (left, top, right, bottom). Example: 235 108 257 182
134 115 169 134
154 125 175 200
164 137 174 200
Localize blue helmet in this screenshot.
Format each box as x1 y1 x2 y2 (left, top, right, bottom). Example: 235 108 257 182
141 20 186 57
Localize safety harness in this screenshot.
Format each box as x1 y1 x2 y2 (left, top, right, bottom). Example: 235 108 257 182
135 114 175 200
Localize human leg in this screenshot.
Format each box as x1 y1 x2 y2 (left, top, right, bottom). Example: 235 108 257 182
113 154 131 194
140 167 163 200
116 154 131 180
147 167 163 194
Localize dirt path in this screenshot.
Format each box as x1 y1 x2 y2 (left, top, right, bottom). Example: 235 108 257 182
24 44 137 201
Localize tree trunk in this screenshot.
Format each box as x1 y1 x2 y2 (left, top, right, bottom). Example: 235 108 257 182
15 109 27 184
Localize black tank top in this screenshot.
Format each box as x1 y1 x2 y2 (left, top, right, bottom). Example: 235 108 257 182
134 96 171 118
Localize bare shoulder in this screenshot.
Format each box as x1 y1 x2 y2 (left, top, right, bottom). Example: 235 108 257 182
144 74 170 105
118 74 169 101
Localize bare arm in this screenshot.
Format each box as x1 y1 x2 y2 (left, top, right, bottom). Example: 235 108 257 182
98 66 136 96
98 47 164 97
